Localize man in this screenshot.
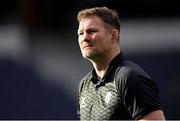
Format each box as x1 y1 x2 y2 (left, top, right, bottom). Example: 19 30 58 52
76 6 165 120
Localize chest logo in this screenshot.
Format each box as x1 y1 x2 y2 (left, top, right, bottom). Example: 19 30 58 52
105 92 112 104
80 97 86 108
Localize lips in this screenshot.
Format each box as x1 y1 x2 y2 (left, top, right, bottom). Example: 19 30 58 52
82 44 93 49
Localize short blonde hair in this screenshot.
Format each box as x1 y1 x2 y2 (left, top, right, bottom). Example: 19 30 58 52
77 7 120 32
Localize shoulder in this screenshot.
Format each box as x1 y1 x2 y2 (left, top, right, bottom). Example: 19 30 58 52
115 60 151 81
115 60 156 95
115 59 162 119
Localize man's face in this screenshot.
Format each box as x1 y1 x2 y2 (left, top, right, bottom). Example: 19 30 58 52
78 16 114 60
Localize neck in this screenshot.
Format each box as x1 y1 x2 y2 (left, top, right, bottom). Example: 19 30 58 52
92 60 109 80
91 50 120 79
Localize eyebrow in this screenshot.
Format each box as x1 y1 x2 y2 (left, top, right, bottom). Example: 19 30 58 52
78 27 97 33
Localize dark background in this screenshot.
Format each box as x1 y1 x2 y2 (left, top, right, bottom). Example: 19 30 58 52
0 0 180 119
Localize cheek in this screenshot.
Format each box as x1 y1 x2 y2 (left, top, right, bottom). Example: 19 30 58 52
78 37 82 46
101 37 112 49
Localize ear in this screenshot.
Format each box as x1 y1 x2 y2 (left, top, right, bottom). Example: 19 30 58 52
111 29 119 43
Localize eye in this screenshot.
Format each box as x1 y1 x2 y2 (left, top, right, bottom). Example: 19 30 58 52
78 32 83 36
87 29 98 34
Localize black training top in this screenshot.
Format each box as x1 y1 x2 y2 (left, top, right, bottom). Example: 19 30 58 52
77 52 162 120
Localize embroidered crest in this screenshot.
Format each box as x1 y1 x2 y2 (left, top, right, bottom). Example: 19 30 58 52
105 92 112 104
81 97 86 108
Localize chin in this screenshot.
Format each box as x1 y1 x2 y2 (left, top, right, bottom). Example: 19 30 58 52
83 53 98 60
82 52 91 58
83 54 91 59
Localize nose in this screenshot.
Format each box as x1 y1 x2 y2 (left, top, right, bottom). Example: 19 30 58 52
82 32 91 42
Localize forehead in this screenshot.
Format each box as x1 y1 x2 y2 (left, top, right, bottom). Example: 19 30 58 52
78 16 105 30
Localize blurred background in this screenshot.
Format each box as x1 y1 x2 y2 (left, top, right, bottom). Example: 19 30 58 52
0 0 180 119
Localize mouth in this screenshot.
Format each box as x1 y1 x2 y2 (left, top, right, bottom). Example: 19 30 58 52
82 44 93 49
